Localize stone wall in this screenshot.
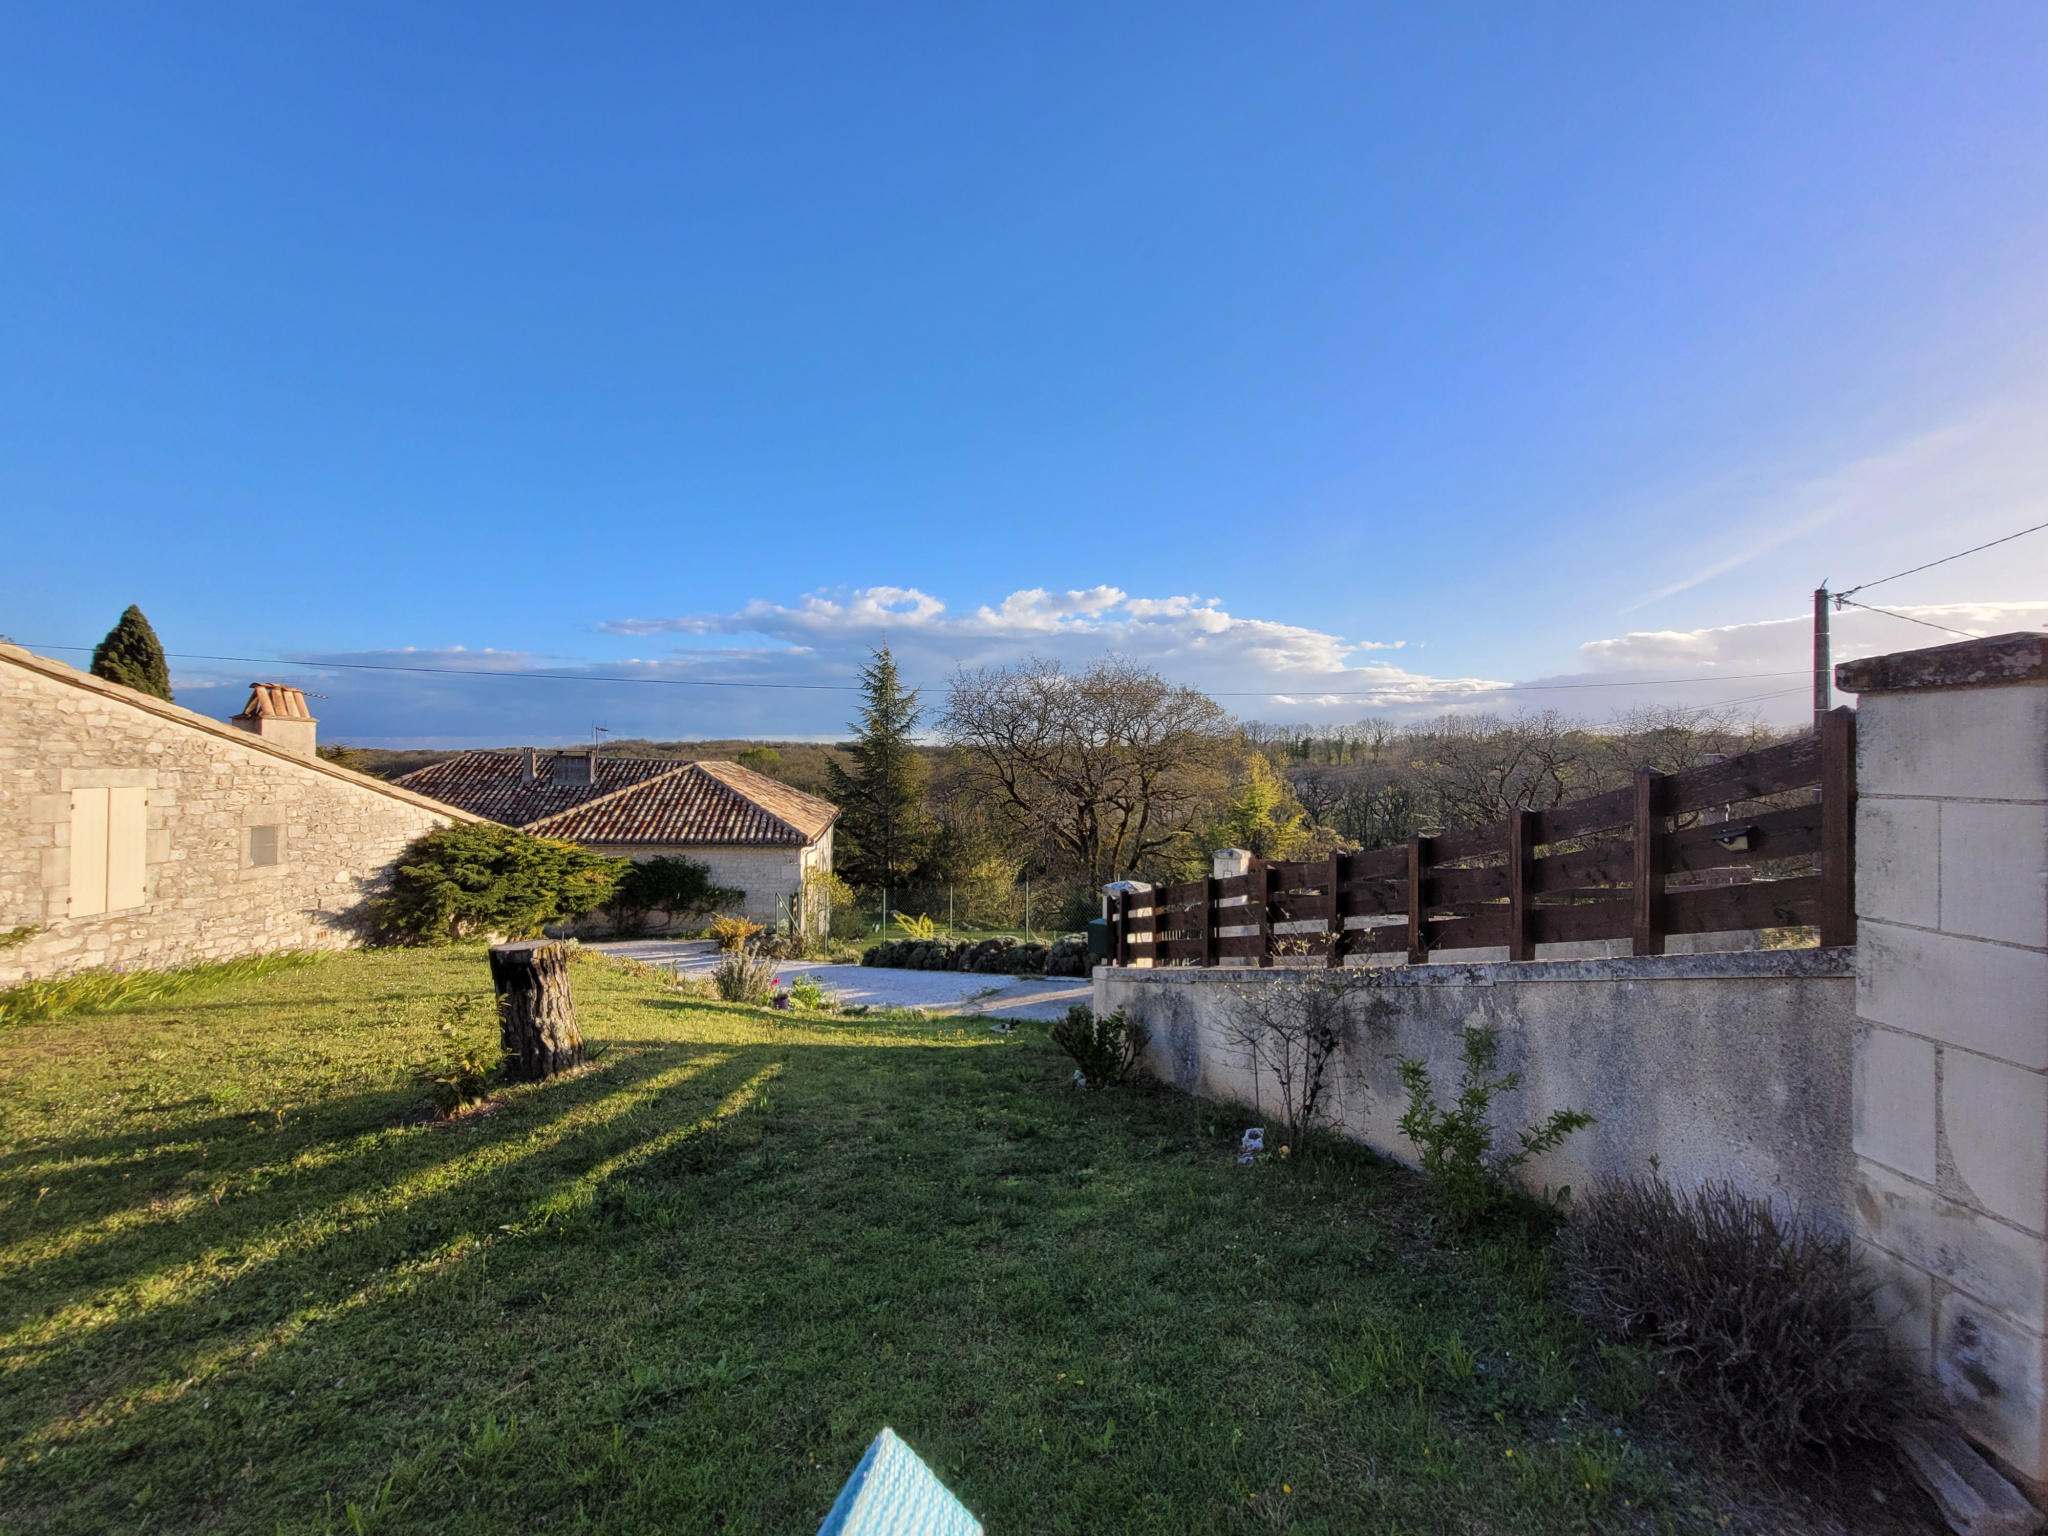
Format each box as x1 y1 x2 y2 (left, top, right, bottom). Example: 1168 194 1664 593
1836 633 2048 1486
564 825 834 932
1094 948 1857 1221
0 646 471 984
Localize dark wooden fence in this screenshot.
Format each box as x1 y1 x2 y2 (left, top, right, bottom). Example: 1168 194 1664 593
1110 707 1855 967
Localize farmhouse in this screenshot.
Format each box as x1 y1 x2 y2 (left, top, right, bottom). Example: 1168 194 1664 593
0 644 476 985
392 750 837 927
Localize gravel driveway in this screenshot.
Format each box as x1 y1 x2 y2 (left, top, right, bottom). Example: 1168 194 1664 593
590 939 1092 1022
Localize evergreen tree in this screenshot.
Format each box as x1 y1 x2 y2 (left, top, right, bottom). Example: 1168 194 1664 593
825 645 931 891
90 605 174 701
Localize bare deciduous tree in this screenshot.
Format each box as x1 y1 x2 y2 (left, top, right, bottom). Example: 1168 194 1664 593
941 655 1231 884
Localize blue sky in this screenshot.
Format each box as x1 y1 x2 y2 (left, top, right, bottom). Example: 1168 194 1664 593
4 3 2046 743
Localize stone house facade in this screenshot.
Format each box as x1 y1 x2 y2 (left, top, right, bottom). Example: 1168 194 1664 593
0 644 477 986
392 750 837 928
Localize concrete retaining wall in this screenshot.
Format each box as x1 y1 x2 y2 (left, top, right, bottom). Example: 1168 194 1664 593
1094 948 1856 1221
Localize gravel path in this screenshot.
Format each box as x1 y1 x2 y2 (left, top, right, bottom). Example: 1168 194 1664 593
590 939 1092 1022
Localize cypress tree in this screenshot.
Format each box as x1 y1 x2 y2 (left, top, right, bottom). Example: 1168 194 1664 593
825 644 931 892
90 605 174 701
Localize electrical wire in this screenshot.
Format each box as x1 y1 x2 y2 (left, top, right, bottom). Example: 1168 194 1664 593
21 645 868 692
20 641 1807 703
1837 517 2048 599
1832 599 1981 640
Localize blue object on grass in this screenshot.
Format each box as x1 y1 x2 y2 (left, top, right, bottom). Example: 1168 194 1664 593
816 1427 982 1536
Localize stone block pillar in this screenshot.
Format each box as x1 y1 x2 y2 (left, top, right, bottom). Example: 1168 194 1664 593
1838 633 2048 1483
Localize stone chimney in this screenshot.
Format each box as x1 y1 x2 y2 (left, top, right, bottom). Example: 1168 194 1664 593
230 683 318 758
522 747 538 783
552 751 597 787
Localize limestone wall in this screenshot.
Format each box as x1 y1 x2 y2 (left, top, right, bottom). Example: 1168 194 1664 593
1095 949 1856 1222
0 647 469 984
1836 635 2048 1484
565 825 834 932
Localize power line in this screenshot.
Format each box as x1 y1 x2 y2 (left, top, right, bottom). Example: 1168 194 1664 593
22 645 869 692
1837 517 2048 599
1832 598 1982 640
24 641 1806 702
1204 670 1805 699
18 642 1818 714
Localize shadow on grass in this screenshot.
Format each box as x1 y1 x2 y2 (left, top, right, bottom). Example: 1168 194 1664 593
1 1043 771 1438
3 974 1748 1536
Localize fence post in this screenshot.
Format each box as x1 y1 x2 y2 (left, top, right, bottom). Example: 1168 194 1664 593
1508 808 1538 962
1406 834 1432 964
1203 876 1220 967
1114 888 1130 966
1631 769 1667 956
1819 705 1857 947
1325 851 1346 968
1252 864 1274 968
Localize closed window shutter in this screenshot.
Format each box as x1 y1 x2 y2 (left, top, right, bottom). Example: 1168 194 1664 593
69 788 109 917
107 787 147 910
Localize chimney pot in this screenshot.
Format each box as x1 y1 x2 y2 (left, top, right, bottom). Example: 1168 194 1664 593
230 683 318 758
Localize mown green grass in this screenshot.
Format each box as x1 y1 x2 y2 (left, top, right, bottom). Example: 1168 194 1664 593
0 947 1723 1534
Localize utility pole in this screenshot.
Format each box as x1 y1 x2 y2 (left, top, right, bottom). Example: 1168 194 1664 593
1812 587 1831 731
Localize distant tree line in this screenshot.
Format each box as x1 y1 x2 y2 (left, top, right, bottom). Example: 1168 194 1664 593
813 646 1792 933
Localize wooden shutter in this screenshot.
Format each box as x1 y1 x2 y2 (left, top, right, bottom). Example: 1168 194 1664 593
69 789 109 917
107 787 147 909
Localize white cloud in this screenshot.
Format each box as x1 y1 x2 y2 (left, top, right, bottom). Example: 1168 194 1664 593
600 584 1422 689
1527 601 2048 720
1624 396 2048 613
150 585 2048 747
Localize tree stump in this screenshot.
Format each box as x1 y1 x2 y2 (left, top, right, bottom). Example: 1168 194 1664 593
488 941 584 1080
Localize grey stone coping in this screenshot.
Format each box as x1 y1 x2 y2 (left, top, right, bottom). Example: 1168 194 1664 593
1835 631 2048 694
1094 946 1854 986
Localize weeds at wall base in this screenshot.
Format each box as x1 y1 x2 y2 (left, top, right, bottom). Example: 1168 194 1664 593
0 950 323 1025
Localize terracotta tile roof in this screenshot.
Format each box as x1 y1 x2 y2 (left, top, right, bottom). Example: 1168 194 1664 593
391 752 838 848
392 752 678 829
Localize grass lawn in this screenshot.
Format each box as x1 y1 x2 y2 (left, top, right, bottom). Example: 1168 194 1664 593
0 949 1887 1534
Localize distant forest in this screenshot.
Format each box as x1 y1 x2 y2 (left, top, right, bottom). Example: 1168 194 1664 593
322 691 1795 936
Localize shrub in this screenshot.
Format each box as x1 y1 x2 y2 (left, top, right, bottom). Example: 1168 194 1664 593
369 824 626 945
1050 1004 1150 1087
609 857 743 933
892 912 939 940
1559 1177 1911 1451
415 1005 498 1117
707 915 764 952
1223 976 1370 1158
787 974 828 1010
713 947 777 1005
1397 1025 1591 1221
1044 935 1090 978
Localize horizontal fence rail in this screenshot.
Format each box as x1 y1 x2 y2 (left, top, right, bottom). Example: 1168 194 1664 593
1110 708 1855 968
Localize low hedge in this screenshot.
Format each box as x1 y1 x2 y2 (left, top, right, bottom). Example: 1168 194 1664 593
861 934 1090 978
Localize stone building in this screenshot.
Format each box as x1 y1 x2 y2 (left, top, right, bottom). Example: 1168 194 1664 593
0 644 476 986
392 750 837 927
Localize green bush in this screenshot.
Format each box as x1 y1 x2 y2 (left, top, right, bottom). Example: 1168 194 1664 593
1397 1026 1591 1222
608 856 743 933
713 948 777 1005
1559 1176 1911 1451
369 823 627 945
1049 1004 1150 1088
